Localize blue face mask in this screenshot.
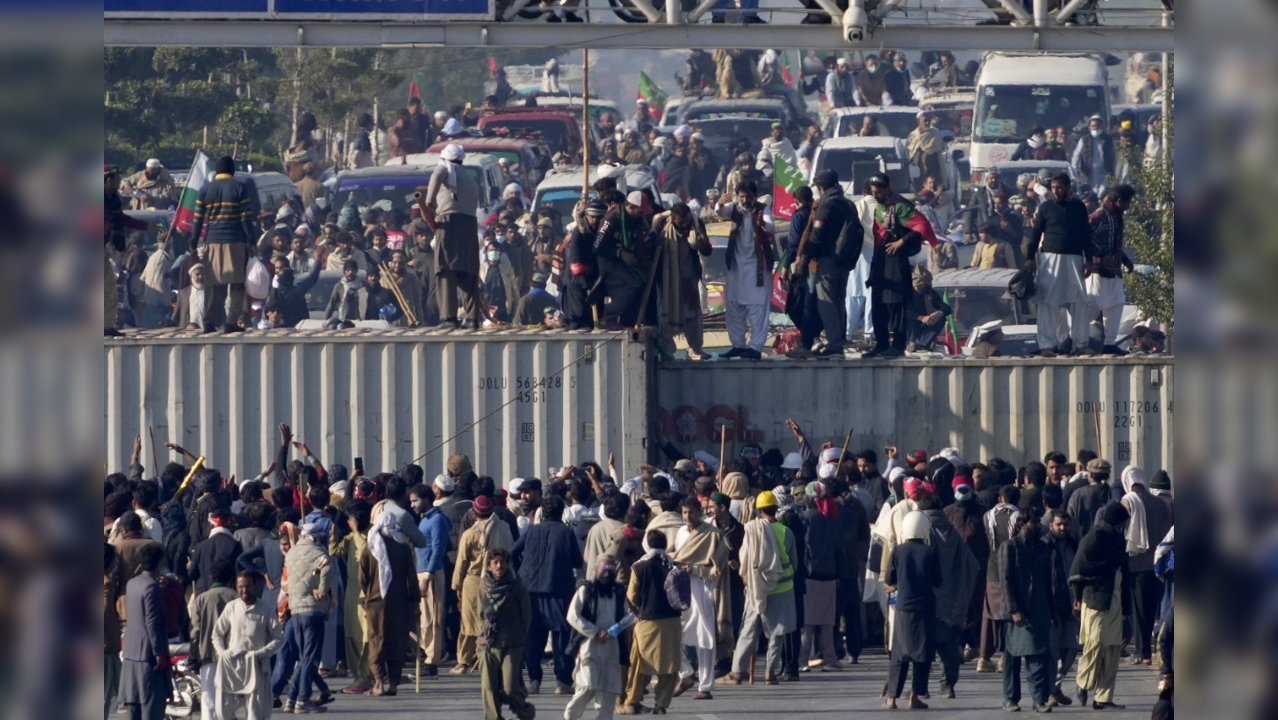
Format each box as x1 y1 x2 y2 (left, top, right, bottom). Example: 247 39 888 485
495 235 507 244
487 251 501 263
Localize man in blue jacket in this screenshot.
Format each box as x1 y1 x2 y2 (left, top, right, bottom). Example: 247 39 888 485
189 156 257 332
511 495 584 695
121 544 170 720
411 483 453 676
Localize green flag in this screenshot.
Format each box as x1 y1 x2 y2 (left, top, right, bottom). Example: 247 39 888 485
772 154 806 221
637 71 669 121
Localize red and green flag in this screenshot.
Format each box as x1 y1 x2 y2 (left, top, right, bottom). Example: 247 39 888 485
173 150 212 235
409 72 423 101
772 154 806 221
780 51 800 89
943 290 961 355
637 71 669 122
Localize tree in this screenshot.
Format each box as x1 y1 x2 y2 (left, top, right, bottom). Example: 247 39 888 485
215 100 279 157
1123 66 1173 329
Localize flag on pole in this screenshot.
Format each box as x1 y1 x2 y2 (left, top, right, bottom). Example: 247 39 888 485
488 56 498 73
772 154 806 221
173 151 212 235
943 290 961 355
637 71 669 122
409 72 423 102
780 51 800 89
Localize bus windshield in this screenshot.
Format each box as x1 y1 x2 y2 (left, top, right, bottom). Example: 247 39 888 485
973 84 1105 144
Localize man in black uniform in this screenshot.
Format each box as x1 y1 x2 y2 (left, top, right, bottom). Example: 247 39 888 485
593 192 652 329
796 170 859 357
563 201 606 330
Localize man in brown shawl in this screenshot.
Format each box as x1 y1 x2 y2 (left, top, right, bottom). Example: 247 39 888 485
671 497 735 700
648 204 712 361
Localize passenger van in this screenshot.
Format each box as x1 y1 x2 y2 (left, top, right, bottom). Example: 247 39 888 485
970 53 1110 185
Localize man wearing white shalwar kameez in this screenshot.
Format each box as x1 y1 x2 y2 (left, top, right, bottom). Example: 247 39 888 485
213 573 284 720
675 521 718 698
716 182 778 358
1029 174 1093 355
565 556 628 720
849 193 877 338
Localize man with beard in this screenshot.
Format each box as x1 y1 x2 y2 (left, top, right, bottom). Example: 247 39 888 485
405 220 439 326
884 53 913 108
264 258 322 329
979 484 1020 674
427 144 483 329
1066 458 1113 539
565 555 629 720
477 549 535 720
856 450 891 516
325 259 369 324
672 497 733 701
919 492 980 700
659 145 693 202
1044 512 1080 707
716 181 777 360
649 203 712 360
510 496 582 695
1028 173 1092 356
563 201 606 330
386 249 426 327
594 192 653 328
211 571 284 720
945 477 991 662
123 159 179 210
172 263 217 330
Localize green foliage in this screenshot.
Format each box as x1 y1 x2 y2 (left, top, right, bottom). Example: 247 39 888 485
215 100 279 151
1122 66 1173 328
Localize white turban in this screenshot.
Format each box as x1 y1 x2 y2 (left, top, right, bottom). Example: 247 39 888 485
440 143 465 188
504 182 523 198
674 124 693 140
818 463 838 480
442 118 464 136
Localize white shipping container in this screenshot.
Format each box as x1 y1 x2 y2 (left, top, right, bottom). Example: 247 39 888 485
104 330 653 485
657 358 1173 473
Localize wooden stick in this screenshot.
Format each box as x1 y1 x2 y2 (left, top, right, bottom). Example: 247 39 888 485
379 263 418 326
582 48 591 191
837 428 854 468
171 456 206 501
411 191 438 234
748 653 757 685
415 634 422 694
148 427 159 479
633 236 665 331
1093 403 1102 454
718 423 729 482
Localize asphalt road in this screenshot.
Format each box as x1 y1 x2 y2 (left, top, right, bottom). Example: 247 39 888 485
309 649 1162 719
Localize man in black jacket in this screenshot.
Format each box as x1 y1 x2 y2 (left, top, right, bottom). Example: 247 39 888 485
510 496 583 695
564 201 605 330
865 173 924 358
797 171 859 358
190 156 257 332
1029 173 1092 356
189 509 243 595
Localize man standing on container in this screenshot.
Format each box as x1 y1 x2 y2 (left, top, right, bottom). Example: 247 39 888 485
716 181 777 360
427 144 483 329
865 173 925 358
1028 173 1092 357
189 156 257 332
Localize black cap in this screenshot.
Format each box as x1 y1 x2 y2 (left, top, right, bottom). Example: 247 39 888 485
215 156 236 176
813 170 839 189
867 173 891 188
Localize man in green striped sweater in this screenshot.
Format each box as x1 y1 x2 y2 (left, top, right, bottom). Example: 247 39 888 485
189 156 256 332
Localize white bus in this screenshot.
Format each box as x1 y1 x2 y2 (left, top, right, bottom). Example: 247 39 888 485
970 53 1110 185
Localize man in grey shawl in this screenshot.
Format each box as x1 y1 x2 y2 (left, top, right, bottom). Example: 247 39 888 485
426 143 482 328
920 494 980 700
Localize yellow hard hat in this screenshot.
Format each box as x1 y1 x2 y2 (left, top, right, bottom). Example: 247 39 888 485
756 491 778 509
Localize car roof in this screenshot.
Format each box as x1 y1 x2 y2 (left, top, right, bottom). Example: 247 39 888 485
829 106 920 117
532 94 619 108
680 98 790 115
536 164 656 191
818 137 905 151
920 91 976 108
479 109 581 122
392 153 501 169
932 268 1019 289
427 137 542 152
987 160 1073 172
337 164 436 180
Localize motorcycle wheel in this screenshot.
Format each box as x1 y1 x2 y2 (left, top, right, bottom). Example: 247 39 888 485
164 675 200 718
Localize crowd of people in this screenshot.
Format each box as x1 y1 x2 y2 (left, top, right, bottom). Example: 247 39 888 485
104 422 1174 719
105 48 1165 359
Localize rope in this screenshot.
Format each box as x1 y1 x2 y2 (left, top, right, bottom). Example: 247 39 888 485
396 329 632 473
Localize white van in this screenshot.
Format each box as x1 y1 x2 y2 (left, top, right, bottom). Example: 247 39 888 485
970 53 1110 185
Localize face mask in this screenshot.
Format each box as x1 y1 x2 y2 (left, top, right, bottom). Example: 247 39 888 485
866 65 878 74
1091 130 1101 138
495 235 507 245
487 251 501 262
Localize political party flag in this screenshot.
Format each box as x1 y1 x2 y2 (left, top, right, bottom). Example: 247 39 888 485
780 51 799 89
409 72 423 101
637 71 669 122
772 154 806 221
943 290 961 355
173 150 212 235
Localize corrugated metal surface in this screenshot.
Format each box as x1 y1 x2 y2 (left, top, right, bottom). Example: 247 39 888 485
657 358 1173 472
105 330 652 483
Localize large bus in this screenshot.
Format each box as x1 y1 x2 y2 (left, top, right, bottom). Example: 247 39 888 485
970 53 1110 186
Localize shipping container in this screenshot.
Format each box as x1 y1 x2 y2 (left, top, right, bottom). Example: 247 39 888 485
104 329 653 485
657 357 1173 473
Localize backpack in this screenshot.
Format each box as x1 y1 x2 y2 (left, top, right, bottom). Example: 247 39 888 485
663 562 692 612
1008 268 1036 301
831 199 865 271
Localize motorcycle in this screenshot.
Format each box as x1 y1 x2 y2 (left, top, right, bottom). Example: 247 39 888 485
165 642 202 719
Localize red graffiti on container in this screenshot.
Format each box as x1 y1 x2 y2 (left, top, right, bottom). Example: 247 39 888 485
657 405 766 445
